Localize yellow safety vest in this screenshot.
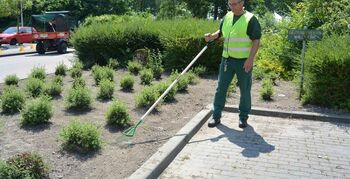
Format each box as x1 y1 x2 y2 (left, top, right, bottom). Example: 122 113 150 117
222 11 254 59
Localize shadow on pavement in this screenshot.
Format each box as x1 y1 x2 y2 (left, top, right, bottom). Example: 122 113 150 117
190 124 275 158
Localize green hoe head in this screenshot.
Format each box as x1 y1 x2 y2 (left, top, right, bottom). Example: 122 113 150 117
122 120 143 137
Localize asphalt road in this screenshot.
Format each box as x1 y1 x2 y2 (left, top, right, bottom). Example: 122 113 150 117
0 50 74 83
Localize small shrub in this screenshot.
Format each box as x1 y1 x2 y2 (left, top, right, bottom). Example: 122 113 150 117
72 60 84 70
140 69 154 85
120 75 134 91
0 152 48 179
169 71 189 92
185 71 199 84
45 82 62 96
127 61 143 75
60 120 101 151
72 77 86 88
106 100 130 126
193 65 207 77
21 96 53 125
55 63 67 76
92 66 114 85
108 58 119 69
97 79 115 100
70 67 82 79
136 86 159 107
147 50 164 79
26 78 45 98
65 86 92 110
29 67 46 80
155 81 177 102
0 86 26 114
260 78 274 101
53 75 64 86
4 75 19 86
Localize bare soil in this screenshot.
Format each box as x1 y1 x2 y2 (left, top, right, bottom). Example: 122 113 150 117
0 69 348 178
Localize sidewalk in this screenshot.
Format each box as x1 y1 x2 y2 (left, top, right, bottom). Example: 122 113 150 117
160 112 350 178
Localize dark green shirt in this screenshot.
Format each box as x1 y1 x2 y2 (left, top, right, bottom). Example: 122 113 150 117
219 11 262 40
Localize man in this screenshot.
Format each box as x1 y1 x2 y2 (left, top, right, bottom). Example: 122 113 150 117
204 0 261 128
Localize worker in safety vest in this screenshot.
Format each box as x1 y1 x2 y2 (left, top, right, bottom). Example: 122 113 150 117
204 0 261 128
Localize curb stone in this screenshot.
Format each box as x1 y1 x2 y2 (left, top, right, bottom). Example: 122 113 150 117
129 104 349 178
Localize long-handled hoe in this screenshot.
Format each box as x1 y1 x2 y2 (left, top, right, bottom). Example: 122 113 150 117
123 43 211 137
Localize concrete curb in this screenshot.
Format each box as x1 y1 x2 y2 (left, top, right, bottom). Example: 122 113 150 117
0 51 37 57
222 105 350 124
129 108 212 179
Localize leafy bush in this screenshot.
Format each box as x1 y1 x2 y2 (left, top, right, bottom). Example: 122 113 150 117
168 71 189 92
106 100 130 126
0 152 48 179
72 60 84 70
45 82 62 96
26 78 45 98
0 86 26 114
60 120 101 151
127 61 143 75
72 77 86 88
146 49 164 79
65 86 92 110
97 79 115 100
53 75 64 86
136 86 159 107
4 74 19 86
92 66 114 85
140 69 154 85
185 71 199 84
70 67 82 79
21 96 53 125
108 58 119 69
29 67 46 81
55 63 67 76
154 81 177 102
303 35 350 110
260 78 274 101
192 65 207 77
120 75 134 91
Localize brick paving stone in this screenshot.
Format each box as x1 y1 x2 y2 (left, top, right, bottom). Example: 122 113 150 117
160 113 350 178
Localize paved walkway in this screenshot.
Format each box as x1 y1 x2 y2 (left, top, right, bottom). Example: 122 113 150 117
160 111 350 178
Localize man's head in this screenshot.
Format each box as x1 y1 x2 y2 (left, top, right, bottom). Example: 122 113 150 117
228 0 245 14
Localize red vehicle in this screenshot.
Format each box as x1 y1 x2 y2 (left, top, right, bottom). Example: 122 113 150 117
0 26 37 46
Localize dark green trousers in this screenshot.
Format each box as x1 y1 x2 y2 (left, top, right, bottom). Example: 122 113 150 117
213 57 252 120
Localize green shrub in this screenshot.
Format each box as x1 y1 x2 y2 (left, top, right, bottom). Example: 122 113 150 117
140 69 154 85
60 120 101 151
127 61 143 75
0 152 48 179
72 60 84 70
4 74 19 86
136 86 159 107
147 49 164 79
260 78 274 101
72 77 86 88
92 66 114 85
65 86 92 110
1 86 26 114
106 100 130 126
29 67 46 80
192 65 207 77
55 63 67 76
70 67 82 79
21 96 53 125
108 58 119 69
97 79 115 100
155 81 177 102
26 78 45 98
185 71 199 84
303 35 350 110
169 71 189 92
120 75 134 91
45 82 62 96
53 75 64 86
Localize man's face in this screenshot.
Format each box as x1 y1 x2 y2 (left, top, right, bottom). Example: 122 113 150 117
228 0 244 13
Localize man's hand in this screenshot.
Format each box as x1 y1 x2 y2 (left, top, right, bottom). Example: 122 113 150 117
204 33 212 42
243 58 253 72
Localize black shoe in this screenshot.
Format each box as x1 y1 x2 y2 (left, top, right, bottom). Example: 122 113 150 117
208 118 221 128
239 118 248 128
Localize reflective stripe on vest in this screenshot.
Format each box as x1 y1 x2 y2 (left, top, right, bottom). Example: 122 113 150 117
222 11 254 59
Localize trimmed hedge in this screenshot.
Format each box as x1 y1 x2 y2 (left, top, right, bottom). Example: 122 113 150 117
303 35 350 110
71 16 222 71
